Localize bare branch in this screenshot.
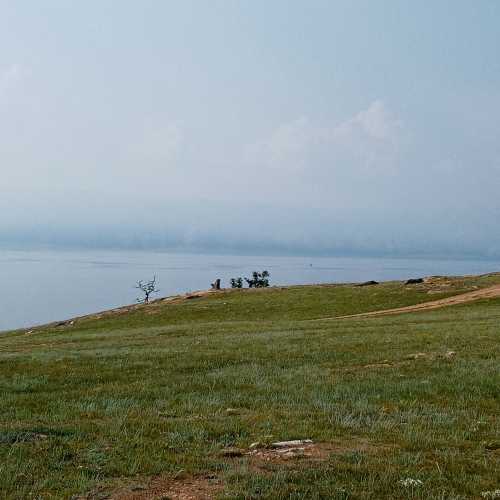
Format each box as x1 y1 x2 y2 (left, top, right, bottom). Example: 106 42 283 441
135 276 160 303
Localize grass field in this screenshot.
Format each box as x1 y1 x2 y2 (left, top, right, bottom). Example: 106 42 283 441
1 275 499 499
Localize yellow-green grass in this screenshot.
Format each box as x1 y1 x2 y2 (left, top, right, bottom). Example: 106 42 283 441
0 275 499 499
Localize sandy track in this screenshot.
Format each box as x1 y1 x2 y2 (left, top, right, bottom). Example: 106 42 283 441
327 284 500 320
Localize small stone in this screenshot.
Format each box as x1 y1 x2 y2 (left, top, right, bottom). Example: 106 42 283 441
485 442 500 451
356 280 379 287
249 441 263 449
405 278 424 285
407 352 427 360
220 447 244 457
173 468 186 479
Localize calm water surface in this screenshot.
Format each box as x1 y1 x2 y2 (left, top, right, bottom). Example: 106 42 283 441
1 249 499 331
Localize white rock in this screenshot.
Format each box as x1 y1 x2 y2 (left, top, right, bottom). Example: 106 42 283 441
271 439 312 448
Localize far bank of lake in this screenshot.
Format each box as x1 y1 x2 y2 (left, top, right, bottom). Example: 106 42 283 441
2 249 500 331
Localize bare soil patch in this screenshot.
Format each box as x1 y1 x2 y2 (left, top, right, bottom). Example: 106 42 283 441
101 474 222 500
221 439 394 471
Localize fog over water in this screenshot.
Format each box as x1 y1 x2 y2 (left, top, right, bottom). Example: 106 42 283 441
1 2 500 259
2 249 500 332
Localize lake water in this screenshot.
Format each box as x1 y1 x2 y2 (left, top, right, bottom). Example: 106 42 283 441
1 249 500 331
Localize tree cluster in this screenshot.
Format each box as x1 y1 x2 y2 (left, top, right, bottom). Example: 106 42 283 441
231 270 270 288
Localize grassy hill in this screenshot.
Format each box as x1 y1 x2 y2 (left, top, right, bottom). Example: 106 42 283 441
1 275 499 499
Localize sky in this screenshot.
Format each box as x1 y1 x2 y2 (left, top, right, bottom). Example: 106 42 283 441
1 0 499 257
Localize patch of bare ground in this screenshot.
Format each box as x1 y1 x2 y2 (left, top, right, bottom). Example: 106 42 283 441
220 439 395 471
245 440 393 467
89 474 222 500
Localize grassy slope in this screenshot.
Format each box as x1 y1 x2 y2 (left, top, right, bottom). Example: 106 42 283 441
0 275 499 499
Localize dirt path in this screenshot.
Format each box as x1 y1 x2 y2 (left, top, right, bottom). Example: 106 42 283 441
326 284 500 320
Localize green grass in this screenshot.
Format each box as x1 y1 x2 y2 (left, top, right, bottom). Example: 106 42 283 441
0 276 499 499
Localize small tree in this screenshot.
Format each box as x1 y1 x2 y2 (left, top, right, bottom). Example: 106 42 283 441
230 277 243 288
245 270 270 288
135 276 159 304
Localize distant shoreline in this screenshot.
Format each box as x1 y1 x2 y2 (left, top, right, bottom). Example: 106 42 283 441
6 271 500 335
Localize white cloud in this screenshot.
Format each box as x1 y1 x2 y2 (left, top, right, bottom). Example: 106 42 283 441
248 100 403 174
335 100 400 141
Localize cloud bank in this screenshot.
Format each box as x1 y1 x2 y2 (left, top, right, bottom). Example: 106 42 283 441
1 2 499 258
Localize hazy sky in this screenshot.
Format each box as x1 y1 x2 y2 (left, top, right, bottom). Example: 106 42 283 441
1 1 499 256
